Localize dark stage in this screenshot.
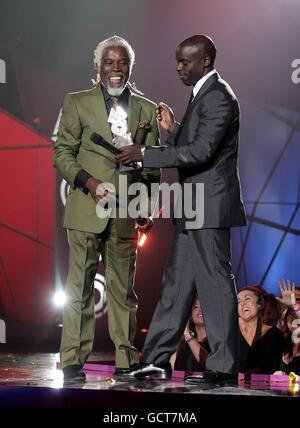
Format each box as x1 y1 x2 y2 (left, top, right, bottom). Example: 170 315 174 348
0 352 299 419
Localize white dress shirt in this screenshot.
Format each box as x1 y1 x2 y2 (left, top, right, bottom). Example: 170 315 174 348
192 69 217 100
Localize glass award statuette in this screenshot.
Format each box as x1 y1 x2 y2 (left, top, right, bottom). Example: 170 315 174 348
108 104 141 171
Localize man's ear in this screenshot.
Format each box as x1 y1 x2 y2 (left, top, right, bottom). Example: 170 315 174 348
203 55 211 67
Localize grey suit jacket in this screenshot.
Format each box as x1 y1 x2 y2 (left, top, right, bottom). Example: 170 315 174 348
143 72 247 230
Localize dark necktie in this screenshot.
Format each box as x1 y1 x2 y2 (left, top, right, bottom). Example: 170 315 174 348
174 91 194 144
181 92 195 122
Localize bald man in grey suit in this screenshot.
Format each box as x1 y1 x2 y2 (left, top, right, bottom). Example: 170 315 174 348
117 34 246 385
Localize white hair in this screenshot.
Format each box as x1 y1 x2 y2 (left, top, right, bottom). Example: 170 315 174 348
93 35 135 72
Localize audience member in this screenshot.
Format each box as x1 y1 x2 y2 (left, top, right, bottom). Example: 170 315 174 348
238 285 284 374
170 296 210 373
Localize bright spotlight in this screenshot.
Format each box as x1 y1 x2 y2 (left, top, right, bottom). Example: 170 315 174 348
54 291 66 306
138 232 148 247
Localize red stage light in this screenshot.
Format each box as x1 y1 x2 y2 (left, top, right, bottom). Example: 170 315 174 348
138 232 148 247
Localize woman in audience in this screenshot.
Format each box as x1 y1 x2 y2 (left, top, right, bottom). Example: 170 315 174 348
276 279 300 330
170 295 210 373
274 279 300 375
238 285 284 374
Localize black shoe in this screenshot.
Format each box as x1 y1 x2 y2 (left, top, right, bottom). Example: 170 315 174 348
184 370 238 385
113 364 139 380
63 364 86 382
133 362 172 380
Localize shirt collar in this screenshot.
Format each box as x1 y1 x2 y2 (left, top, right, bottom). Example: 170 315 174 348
193 69 217 99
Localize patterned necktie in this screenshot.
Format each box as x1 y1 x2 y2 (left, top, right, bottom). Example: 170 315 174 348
110 96 118 111
109 96 124 138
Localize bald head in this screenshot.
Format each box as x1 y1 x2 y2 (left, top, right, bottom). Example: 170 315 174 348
178 35 217 67
175 35 216 86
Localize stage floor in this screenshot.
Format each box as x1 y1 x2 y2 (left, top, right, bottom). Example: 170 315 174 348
0 352 299 413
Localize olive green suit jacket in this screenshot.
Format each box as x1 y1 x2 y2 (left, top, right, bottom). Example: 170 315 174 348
53 85 161 238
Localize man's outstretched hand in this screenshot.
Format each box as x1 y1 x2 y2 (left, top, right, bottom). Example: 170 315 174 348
155 102 176 133
116 144 143 164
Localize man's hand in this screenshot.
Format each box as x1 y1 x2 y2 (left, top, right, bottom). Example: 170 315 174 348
86 177 113 203
155 102 176 133
116 144 143 164
135 217 153 232
276 278 296 307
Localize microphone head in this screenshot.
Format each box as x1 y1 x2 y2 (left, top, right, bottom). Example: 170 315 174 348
90 132 101 143
136 217 147 226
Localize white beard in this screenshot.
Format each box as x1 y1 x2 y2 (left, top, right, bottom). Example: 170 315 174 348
106 85 125 96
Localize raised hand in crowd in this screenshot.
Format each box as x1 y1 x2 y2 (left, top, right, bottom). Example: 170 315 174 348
276 279 300 313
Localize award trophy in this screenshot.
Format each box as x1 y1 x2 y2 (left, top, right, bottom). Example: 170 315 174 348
107 104 141 172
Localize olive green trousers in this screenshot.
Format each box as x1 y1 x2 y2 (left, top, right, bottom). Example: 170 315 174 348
60 220 139 369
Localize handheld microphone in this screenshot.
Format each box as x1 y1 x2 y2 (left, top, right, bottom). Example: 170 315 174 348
135 217 148 226
90 132 139 169
90 132 121 155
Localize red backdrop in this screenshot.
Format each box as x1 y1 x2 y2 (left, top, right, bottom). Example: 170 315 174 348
0 111 55 329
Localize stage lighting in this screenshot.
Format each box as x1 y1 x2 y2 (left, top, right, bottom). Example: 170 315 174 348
138 232 148 247
53 290 66 306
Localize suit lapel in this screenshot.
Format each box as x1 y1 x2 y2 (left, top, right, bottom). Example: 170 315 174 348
128 94 141 140
89 86 113 143
192 72 219 104
89 87 142 143
175 72 220 145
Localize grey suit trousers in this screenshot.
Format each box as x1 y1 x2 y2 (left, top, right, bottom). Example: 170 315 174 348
141 227 240 374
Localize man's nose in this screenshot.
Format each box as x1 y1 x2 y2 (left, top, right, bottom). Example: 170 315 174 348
112 61 121 71
176 63 183 72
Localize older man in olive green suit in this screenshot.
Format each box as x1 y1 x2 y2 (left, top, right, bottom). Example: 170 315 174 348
53 35 160 382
